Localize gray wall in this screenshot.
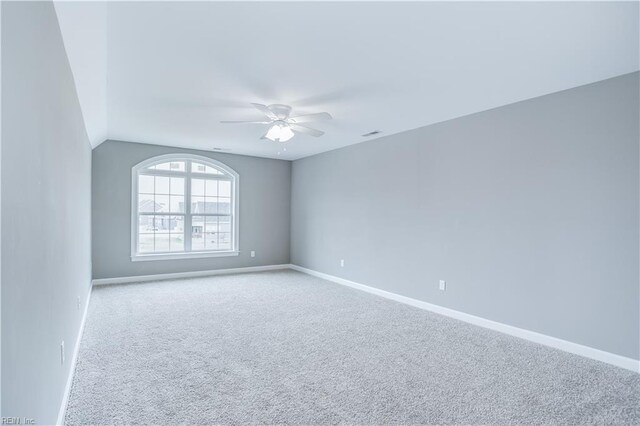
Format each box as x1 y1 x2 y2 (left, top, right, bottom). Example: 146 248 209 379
291 72 640 360
1 2 92 423
92 140 291 279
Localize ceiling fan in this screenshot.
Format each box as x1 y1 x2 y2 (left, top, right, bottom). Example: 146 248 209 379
221 103 332 142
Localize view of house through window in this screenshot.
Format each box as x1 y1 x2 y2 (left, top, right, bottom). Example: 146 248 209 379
133 155 238 259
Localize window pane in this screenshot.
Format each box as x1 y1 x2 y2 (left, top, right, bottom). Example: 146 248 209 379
170 177 184 195
206 216 218 233
139 194 154 213
169 161 185 171
218 197 231 214
191 196 205 213
191 216 205 251
170 234 184 252
155 234 170 252
138 233 154 253
169 217 181 233
219 216 231 233
218 233 231 250
219 180 231 197
152 161 185 171
139 175 154 193
155 195 169 213
155 216 171 233
204 217 218 249
191 178 205 196
169 216 184 252
170 195 184 213
139 215 155 233
204 197 217 214
155 163 169 170
192 162 222 175
205 180 218 197
155 176 170 194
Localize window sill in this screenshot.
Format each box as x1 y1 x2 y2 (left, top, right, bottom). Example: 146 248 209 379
131 251 240 262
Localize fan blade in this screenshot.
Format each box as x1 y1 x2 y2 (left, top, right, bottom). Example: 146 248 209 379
288 112 332 123
251 103 278 120
220 120 270 124
290 124 324 137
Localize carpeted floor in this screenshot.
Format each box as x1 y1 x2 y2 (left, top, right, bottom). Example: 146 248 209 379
65 270 639 425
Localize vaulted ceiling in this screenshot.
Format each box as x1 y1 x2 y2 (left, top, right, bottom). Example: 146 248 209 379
55 1 639 160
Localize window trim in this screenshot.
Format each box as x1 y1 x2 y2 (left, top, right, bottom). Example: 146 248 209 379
130 153 240 261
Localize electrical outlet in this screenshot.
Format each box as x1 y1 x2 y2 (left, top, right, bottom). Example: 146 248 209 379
60 341 65 365
250 251 255 258
340 259 345 267
77 296 81 310
439 280 446 291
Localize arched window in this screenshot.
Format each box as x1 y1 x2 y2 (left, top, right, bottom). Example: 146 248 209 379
131 154 239 261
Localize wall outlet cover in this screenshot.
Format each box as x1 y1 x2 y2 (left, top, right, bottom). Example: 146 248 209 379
439 280 446 291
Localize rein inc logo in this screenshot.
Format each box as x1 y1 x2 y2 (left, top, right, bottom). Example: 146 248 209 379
1 418 35 425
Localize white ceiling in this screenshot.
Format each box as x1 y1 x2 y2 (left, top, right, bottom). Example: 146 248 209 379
58 1 639 160
55 0 107 145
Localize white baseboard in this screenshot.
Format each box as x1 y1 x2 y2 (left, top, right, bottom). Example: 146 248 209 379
92 264 292 286
289 264 640 374
56 284 92 425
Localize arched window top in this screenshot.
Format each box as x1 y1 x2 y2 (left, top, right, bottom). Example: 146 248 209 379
131 154 239 261
134 153 238 179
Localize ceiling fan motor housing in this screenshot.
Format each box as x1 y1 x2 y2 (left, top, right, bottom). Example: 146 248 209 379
268 104 292 120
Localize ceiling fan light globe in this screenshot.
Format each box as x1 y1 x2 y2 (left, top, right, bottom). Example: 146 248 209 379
264 123 282 142
279 126 294 142
265 121 295 142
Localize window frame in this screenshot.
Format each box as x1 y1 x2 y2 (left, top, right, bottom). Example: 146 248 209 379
130 153 240 262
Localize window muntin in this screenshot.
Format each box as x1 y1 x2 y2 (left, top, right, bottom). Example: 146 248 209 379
132 155 238 260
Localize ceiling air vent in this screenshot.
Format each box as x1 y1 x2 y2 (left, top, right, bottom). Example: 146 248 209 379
362 130 382 137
